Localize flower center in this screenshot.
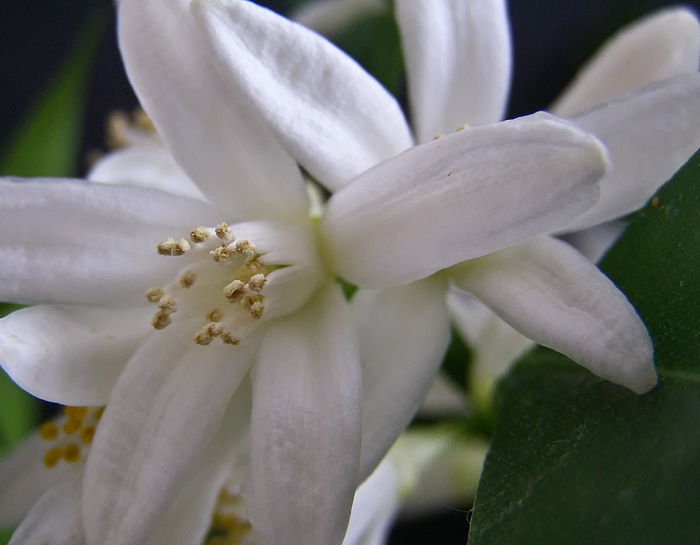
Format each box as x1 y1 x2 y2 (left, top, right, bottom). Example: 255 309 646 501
39 406 104 468
146 221 323 347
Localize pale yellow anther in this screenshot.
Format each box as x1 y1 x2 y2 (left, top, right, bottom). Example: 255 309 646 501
221 331 241 346
190 227 210 243
215 223 233 241
80 425 96 444
179 271 197 288
249 301 264 319
63 443 81 464
93 407 105 420
157 238 177 256
146 287 165 303
194 322 224 346
247 274 266 293
62 419 80 435
456 124 468 131
43 446 63 468
158 294 177 314
105 110 129 149
433 133 443 140
132 108 155 134
206 308 223 322
234 240 256 258
173 239 191 256
211 246 234 264
224 280 245 302
152 312 173 330
64 406 88 421
245 258 263 272
39 421 59 441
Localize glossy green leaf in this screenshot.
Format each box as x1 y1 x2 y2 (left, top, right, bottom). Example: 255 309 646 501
0 8 107 177
468 148 700 544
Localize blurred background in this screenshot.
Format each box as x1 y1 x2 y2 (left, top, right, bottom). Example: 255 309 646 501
0 0 699 543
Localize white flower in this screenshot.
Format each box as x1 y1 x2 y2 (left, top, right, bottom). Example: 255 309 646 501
0 1 630 543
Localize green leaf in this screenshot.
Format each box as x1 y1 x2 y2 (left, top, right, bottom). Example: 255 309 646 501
0 7 108 177
0 528 12 545
468 148 700 544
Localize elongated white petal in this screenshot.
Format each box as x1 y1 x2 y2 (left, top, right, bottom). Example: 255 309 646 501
251 284 361 545
0 305 150 406
552 8 700 117
323 112 607 288
561 74 700 231
451 236 656 394
0 179 218 305
8 466 85 545
192 0 412 191
396 0 511 141
145 382 252 545
342 456 399 545
0 433 68 527
353 278 451 481
83 321 255 545
88 143 206 201
293 0 386 37
118 0 309 219
560 219 627 263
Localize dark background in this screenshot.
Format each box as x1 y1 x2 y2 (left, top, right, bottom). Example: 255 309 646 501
1 0 699 543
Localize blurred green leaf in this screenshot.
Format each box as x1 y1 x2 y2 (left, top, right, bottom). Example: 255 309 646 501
0 7 107 177
468 148 700 544
0 528 12 545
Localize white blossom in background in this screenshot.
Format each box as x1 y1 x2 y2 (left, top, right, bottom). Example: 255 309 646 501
0 1 686 544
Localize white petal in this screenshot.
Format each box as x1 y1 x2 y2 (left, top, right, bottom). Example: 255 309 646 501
396 0 511 141
559 74 700 231
88 143 206 201
293 0 386 36
251 284 361 545
451 236 657 394
118 0 309 219
323 112 607 288
0 305 150 406
0 179 218 305
192 0 413 191
353 278 451 481
83 321 255 545
145 381 252 545
8 466 85 545
0 433 69 527
560 219 627 263
342 456 399 545
552 8 700 117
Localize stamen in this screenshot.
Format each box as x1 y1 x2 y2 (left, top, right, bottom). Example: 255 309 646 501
146 287 164 303
249 301 264 319
190 227 210 243
157 238 191 256
247 274 266 293
40 405 104 468
234 240 256 258
39 421 59 441
211 246 234 264
43 446 63 468
215 223 233 242
224 280 245 302
63 444 81 464
151 312 172 330
158 295 177 315
206 308 223 322
221 331 241 345
194 322 225 346
179 271 197 288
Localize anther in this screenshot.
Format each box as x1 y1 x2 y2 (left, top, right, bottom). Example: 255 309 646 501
206 308 223 322
247 274 266 293
224 280 245 302
39 421 59 441
43 446 63 468
80 425 96 444
152 312 172 330
190 227 210 243
456 124 468 131
194 322 224 346
62 419 81 435
215 223 233 241
146 287 164 303
179 271 197 288
211 246 234 264
157 238 190 256
234 240 256 258
158 295 177 315
249 301 264 319
63 443 81 464
221 331 241 346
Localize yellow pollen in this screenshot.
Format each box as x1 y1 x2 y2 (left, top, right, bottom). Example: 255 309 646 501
211 246 234 264
433 133 443 140
39 421 59 441
43 446 63 468
206 308 224 322
80 425 96 444
64 406 88 421
158 295 177 314
152 312 173 330
179 271 197 288
221 331 241 345
249 301 264 319
93 407 105 420
157 238 190 256
63 443 81 464
215 223 233 241
456 124 469 131
234 240 256 258
132 108 155 133
191 227 210 243
247 274 266 293
146 287 164 303
224 280 245 302
62 419 81 435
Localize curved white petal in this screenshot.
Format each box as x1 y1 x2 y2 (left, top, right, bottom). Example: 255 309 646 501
0 433 69 527
83 321 255 545
396 0 511 141
353 278 451 481
560 219 627 263
192 0 412 191
0 179 218 305
145 382 252 545
88 143 206 201
0 305 150 406
560 74 700 231
8 466 85 545
342 456 399 545
118 0 309 220
293 0 386 37
251 284 361 545
451 236 657 394
552 8 700 117
323 112 607 288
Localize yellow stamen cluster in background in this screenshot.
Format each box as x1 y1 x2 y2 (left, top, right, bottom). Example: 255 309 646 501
146 224 271 346
105 108 156 149
204 489 259 545
40 406 105 468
